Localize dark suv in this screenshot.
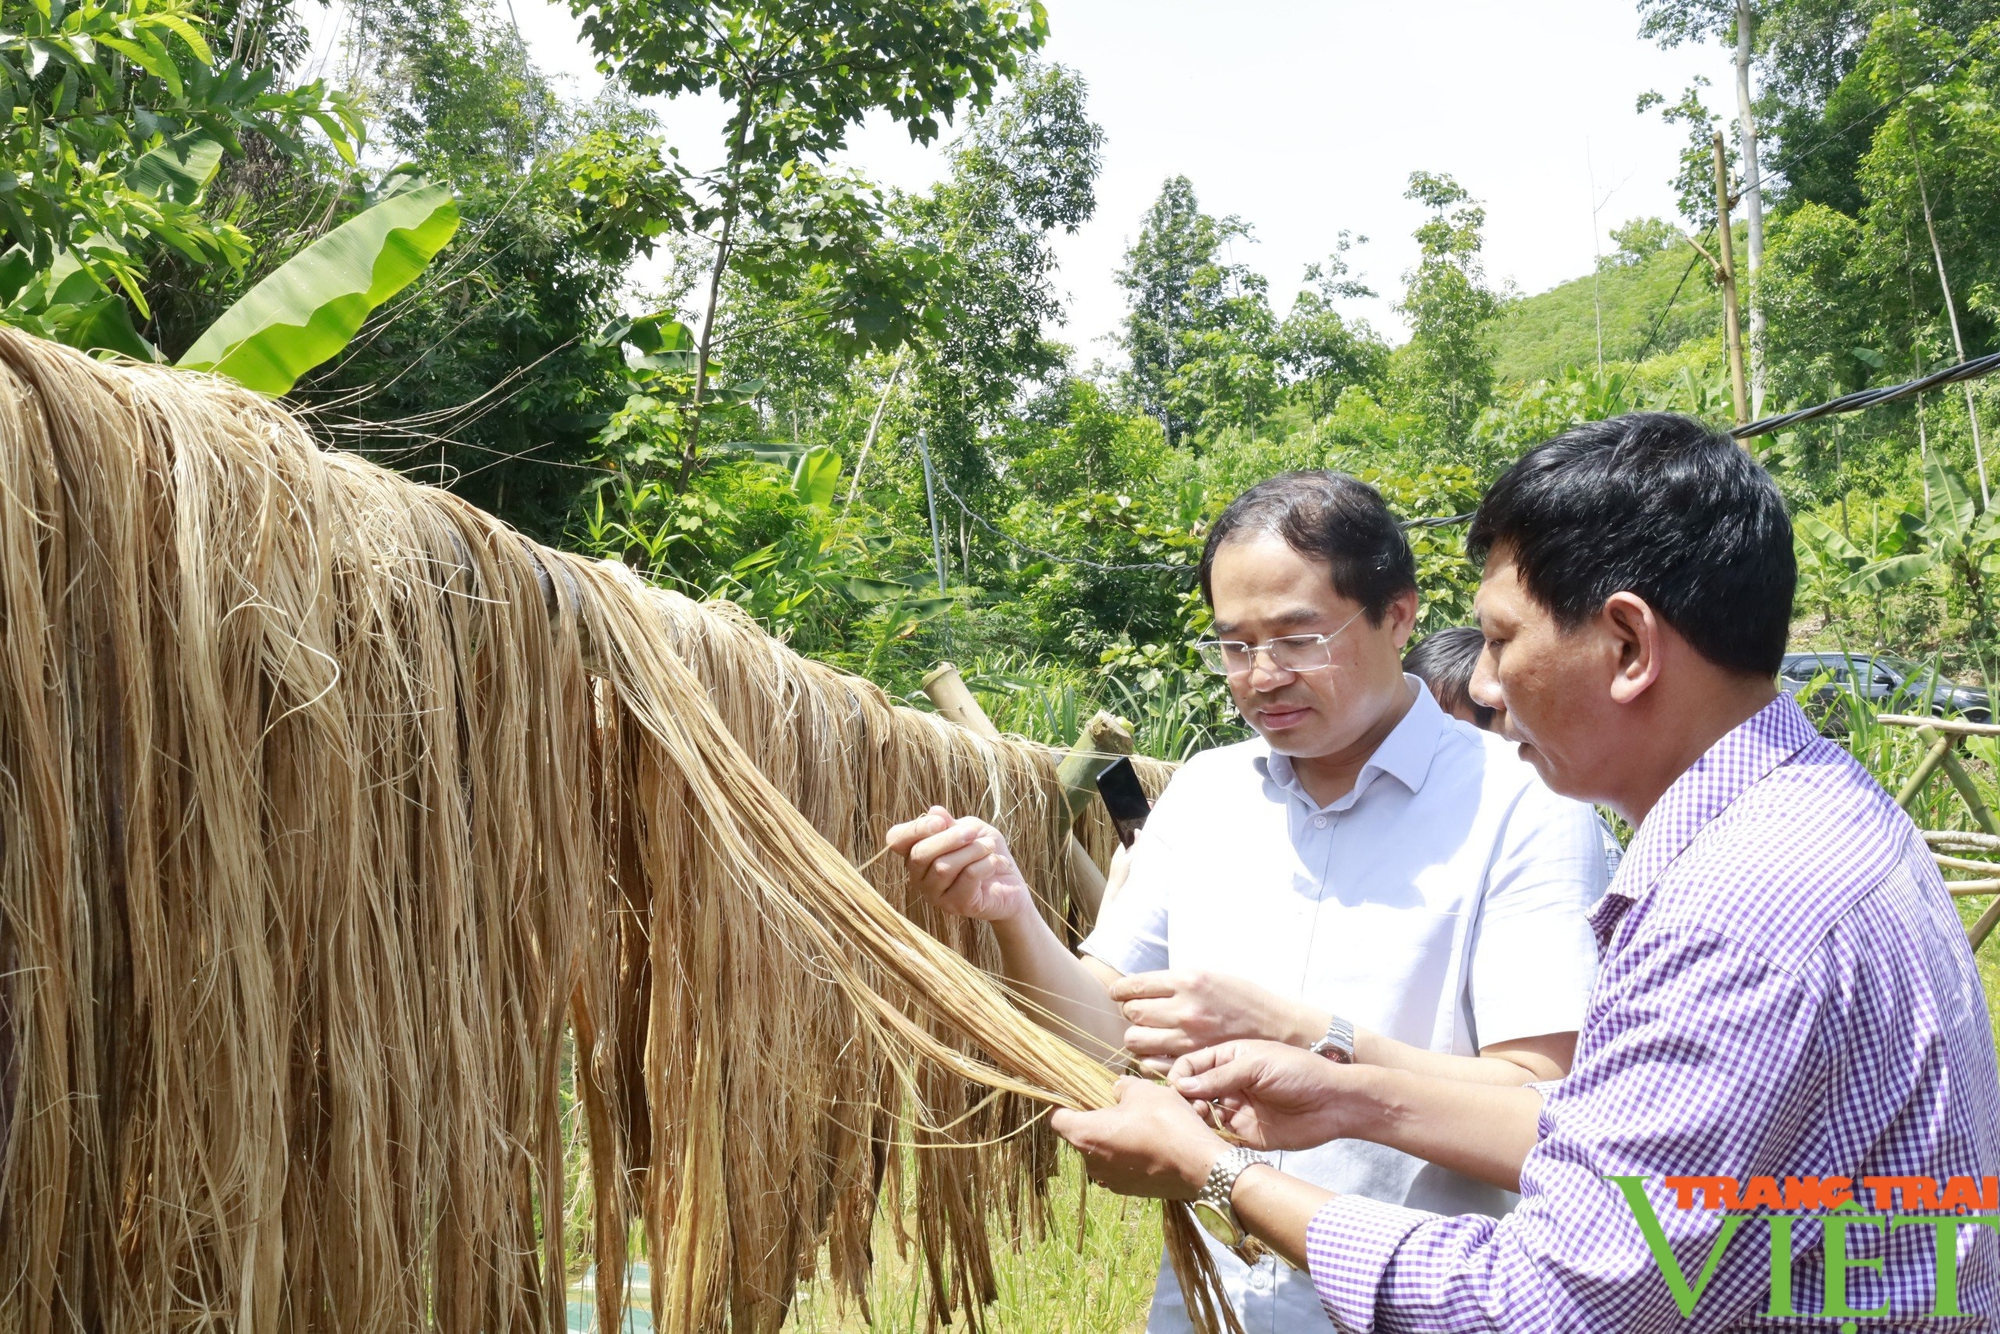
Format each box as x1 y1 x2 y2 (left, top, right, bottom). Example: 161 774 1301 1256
1778 652 1991 724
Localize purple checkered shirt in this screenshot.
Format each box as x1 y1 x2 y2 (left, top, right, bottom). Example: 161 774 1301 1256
1304 694 2000 1331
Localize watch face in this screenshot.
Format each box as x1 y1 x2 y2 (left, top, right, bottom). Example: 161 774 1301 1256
1191 1198 1243 1249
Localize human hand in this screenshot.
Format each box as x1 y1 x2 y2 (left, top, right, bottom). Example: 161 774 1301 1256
1048 1077 1225 1199
1169 1041 1367 1152
1108 970 1318 1075
1102 834 1137 906
883 806 1033 923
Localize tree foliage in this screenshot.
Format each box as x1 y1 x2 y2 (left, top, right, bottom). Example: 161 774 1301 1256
1393 171 1499 451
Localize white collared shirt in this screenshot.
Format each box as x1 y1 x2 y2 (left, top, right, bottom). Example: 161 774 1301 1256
1079 678 1608 1334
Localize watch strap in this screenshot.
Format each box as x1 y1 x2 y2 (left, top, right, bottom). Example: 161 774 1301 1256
1197 1147 1269 1262
1308 1011 1355 1063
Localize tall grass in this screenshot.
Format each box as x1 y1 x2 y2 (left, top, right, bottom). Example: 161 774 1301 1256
786 1153 1160 1334
958 651 1245 762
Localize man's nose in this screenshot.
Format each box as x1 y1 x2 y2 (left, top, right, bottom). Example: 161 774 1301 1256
1245 652 1296 691
1468 648 1503 711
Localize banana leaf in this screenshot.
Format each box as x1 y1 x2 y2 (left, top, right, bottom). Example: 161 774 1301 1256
177 181 459 394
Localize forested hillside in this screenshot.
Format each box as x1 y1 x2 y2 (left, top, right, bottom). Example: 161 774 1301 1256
7 0 2000 754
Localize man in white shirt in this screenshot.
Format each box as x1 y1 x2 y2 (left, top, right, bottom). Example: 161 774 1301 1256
886 471 1606 1334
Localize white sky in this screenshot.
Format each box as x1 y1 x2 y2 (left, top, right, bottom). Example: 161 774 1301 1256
310 0 1730 357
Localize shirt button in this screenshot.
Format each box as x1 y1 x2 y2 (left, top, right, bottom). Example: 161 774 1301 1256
1312 815 1328 829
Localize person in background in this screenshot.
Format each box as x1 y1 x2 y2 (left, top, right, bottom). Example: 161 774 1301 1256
1403 627 1494 729
886 472 1609 1334
1046 413 2000 1332
1408 625 1623 883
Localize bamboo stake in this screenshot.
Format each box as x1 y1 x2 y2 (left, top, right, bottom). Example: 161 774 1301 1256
920 663 1111 915
1896 732 1956 809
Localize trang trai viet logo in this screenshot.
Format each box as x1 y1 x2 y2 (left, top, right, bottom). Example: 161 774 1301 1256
1607 1174 2000 1327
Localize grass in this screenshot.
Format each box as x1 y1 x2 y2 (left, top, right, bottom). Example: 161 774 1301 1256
784 1153 1161 1334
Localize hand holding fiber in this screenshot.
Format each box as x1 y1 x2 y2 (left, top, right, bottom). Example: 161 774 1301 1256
886 805 1036 923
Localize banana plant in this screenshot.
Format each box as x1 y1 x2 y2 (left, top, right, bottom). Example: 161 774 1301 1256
1808 459 2000 633
177 176 459 393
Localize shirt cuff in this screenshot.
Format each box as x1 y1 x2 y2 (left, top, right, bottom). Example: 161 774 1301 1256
1305 1194 1433 1333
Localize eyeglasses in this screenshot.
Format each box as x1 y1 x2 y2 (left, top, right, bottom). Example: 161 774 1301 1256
1194 609 1365 678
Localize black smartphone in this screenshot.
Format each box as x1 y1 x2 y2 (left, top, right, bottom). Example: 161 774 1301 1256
1095 756 1151 849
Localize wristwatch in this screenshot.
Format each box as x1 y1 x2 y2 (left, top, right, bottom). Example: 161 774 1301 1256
1192 1147 1271 1264
1308 1012 1355 1063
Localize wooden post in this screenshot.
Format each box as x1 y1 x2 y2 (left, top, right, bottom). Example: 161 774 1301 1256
1713 130 1750 431
1971 895 2000 951
920 663 1110 918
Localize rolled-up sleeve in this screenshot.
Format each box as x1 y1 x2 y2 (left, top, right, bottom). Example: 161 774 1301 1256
1306 925 1832 1333
1467 781 1609 1049
1306 1195 1436 1331
1077 772 1187 974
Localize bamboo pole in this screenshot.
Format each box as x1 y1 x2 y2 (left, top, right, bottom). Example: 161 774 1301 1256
920 664 1110 916
1713 130 1750 430
1896 732 1956 809
1055 711 1135 825
1879 713 2000 738
1971 896 2000 950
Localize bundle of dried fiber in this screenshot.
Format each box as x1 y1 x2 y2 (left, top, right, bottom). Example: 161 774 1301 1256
599 590 1178 1328
0 326 1230 1334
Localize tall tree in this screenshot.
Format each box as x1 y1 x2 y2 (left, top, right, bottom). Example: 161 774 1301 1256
1395 171 1498 451
1115 176 1276 445
568 0 1048 486
903 60 1105 489
1640 0 1770 413
1275 233 1386 415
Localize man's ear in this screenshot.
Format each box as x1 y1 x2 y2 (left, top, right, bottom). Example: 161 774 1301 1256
1602 591 1664 705
1387 588 1420 650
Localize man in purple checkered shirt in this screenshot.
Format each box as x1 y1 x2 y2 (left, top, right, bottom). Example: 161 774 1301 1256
1052 413 2000 1330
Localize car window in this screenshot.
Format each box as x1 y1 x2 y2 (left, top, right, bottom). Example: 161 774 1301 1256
1779 659 1817 682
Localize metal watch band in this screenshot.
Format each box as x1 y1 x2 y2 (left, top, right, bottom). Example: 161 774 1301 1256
1199 1147 1264 1234
1308 1012 1355 1063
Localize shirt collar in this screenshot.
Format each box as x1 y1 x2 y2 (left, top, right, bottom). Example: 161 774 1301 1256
1592 693 1819 937
1261 676 1446 812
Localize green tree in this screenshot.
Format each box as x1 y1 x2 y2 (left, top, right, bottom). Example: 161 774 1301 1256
569 0 1048 486
1115 175 1278 445
0 0 359 355
901 60 1104 492
1276 234 1387 415
1394 171 1499 452
181 0 691 536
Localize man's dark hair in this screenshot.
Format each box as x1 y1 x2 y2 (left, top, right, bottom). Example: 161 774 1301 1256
1198 471 1417 622
1404 627 1495 729
1467 413 1794 676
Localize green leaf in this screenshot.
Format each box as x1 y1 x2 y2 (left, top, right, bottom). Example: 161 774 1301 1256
791 445 841 508
126 131 221 204
177 181 459 394
1848 552 1934 593
1926 456 1979 541
721 440 813 467
0 247 31 304
54 292 156 361
1796 513 1865 570
844 575 923 602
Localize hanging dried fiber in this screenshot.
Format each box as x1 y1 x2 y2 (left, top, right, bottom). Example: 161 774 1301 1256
0 328 1228 1334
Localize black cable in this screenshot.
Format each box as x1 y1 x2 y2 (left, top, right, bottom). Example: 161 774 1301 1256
1384 348 2000 528
1733 348 2000 439
1634 249 1704 364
